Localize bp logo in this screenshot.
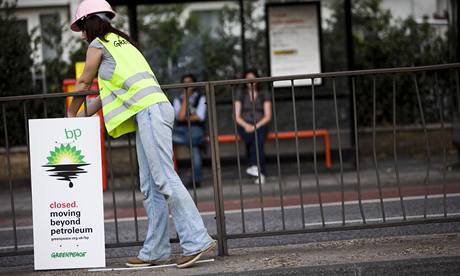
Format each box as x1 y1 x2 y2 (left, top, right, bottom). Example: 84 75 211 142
42 144 89 188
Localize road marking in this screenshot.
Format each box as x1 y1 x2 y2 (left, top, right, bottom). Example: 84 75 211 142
87 258 214 272
96 193 460 221
1 193 459 232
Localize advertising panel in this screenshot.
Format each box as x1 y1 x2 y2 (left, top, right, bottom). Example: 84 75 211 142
29 117 105 270
267 3 322 87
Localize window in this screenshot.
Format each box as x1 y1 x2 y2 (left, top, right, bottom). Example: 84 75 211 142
15 19 28 36
40 13 60 61
434 0 448 19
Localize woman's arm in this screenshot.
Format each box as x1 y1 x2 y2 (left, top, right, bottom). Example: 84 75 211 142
255 101 272 129
67 47 102 117
234 101 254 132
76 95 102 117
177 93 206 122
177 92 188 121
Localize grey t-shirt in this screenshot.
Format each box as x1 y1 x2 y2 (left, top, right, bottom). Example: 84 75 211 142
88 39 116 81
235 89 271 123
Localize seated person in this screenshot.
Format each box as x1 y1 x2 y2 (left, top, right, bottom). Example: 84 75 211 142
234 69 272 184
172 74 206 188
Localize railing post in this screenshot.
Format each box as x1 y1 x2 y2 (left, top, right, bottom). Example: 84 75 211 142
2 104 17 250
205 82 228 256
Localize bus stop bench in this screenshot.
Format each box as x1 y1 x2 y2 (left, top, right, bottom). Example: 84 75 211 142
174 130 331 169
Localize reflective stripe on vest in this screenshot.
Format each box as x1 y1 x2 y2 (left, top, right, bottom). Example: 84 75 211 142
97 33 169 138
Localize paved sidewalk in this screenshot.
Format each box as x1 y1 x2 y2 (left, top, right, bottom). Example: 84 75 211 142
1 232 459 275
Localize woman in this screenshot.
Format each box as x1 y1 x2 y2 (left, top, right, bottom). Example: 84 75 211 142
67 0 215 268
234 70 272 184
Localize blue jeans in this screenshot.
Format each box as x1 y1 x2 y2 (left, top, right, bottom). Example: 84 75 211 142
237 125 268 174
135 102 213 261
172 125 204 183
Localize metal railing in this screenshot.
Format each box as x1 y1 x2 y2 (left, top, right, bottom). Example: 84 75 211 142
0 63 460 257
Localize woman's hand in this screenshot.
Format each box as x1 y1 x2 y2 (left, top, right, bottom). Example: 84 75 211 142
235 101 251 131
244 124 255 133
254 101 272 129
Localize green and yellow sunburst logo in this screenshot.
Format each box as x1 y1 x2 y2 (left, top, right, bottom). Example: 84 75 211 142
46 144 85 165
43 144 89 188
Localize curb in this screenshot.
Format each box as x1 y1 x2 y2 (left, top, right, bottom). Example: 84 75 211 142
200 256 460 276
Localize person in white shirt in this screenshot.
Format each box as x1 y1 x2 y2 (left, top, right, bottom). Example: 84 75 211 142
172 74 206 188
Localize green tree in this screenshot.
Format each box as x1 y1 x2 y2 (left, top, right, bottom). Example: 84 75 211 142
137 3 243 83
352 0 453 69
65 39 87 78
243 1 268 76
0 0 36 147
0 0 33 97
198 5 241 80
138 5 186 83
323 0 349 72
324 0 455 126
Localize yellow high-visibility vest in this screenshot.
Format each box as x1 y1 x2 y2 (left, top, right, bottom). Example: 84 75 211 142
97 32 169 138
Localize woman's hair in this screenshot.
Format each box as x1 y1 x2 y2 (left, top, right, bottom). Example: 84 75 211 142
244 69 260 90
244 69 259 79
77 15 137 47
181 73 197 83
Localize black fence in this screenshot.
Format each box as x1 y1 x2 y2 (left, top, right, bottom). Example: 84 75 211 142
0 63 460 257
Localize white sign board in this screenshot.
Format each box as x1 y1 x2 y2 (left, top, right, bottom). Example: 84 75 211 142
29 117 105 270
267 3 322 87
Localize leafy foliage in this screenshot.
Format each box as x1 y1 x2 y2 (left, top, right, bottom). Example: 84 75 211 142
324 0 456 126
0 0 35 147
0 0 33 97
243 1 269 76
137 3 245 83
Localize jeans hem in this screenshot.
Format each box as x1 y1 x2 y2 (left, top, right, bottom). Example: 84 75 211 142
182 238 215 256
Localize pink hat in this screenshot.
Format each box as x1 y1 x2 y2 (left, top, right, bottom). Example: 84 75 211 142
70 0 116 32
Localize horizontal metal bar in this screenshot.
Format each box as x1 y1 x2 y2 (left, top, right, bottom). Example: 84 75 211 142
211 63 460 86
0 83 207 102
1 64 459 103
161 82 208 90
225 216 460 239
0 90 99 102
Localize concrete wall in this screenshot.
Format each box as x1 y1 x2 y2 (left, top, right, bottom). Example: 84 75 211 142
0 126 456 187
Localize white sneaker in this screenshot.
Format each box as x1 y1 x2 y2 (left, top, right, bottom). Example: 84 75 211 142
246 165 259 177
254 174 266 185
